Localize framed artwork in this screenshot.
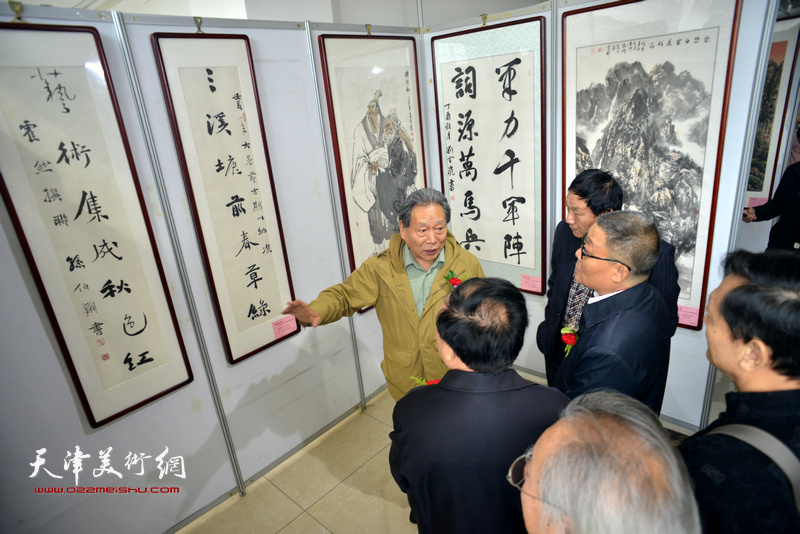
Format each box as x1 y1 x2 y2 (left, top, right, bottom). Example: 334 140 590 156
432 18 546 294
152 34 299 364
746 16 800 207
0 23 192 427
562 0 742 329
319 35 427 273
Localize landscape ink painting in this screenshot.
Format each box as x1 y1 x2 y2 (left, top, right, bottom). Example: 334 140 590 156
574 28 719 303
564 0 741 329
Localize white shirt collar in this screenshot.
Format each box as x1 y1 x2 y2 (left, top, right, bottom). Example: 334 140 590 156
587 288 624 305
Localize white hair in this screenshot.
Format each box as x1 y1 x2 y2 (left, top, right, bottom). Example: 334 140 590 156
538 390 700 534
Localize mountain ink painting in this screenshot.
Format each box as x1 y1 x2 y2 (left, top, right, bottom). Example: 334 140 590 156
574 28 720 299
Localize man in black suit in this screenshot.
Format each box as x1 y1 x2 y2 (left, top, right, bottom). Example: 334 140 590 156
553 211 671 413
537 169 680 386
389 278 569 534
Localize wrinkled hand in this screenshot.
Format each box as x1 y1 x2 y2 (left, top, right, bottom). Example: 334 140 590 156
281 300 322 327
742 207 756 223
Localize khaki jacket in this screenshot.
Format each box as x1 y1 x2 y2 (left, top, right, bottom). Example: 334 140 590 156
309 231 484 399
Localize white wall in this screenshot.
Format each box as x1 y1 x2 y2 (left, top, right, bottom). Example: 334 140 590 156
22 0 248 18
246 0 334 23
0 9 238 533
0 0 780 532
23 0 542 26
0 5 360 534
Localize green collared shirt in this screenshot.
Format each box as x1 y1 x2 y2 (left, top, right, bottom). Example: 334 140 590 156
403 244 446 317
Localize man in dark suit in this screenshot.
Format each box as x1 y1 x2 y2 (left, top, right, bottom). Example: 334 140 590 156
389 278 569 534
553 211 671 414
537 169 680 386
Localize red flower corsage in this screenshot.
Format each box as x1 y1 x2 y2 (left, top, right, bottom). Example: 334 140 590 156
444 269 462 288
410 376 440 386
560 327 578 357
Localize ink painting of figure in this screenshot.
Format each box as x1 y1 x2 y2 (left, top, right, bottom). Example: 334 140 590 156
321 36 426 271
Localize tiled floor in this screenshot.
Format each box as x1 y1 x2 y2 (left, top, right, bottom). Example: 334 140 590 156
176 372 693 533
177 389 416 534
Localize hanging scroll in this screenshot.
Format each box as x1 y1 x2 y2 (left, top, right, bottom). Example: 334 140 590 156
152 34 298 364
432 18 546 294
563 0 742 329
0 24 192 427
746 17 800 207
319 35 427 272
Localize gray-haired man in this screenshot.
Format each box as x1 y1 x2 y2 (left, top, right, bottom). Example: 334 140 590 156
282 188 484 399
553 210 671 413
510 390 700 534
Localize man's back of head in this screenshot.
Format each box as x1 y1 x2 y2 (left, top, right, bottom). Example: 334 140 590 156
436 277 528 373
391 279 568 534
526 390 700 534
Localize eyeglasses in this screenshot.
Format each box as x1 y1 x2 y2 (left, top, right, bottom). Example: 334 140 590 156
580 235 631 271
506 453 529 491
506 453 563 512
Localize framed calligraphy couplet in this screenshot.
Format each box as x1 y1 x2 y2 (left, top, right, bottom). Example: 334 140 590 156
0 23 192 427
152 34 299 364
562 0 742 329
319 35 427 273
746 16 800 208
432 18 547 294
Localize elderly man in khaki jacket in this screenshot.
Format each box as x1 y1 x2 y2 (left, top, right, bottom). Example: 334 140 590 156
282 188 484 399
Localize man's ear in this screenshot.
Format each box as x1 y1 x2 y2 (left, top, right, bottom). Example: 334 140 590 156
437 335 455 362
739 338 771 372
611 264 629 284
440 344 455 362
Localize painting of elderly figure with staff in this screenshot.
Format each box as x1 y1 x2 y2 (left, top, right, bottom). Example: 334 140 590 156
320 35 426 271
350 90 418 256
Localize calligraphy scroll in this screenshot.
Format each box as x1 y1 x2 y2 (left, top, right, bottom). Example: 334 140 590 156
0 24 191 427
153 34 298 364
433 19 546 294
